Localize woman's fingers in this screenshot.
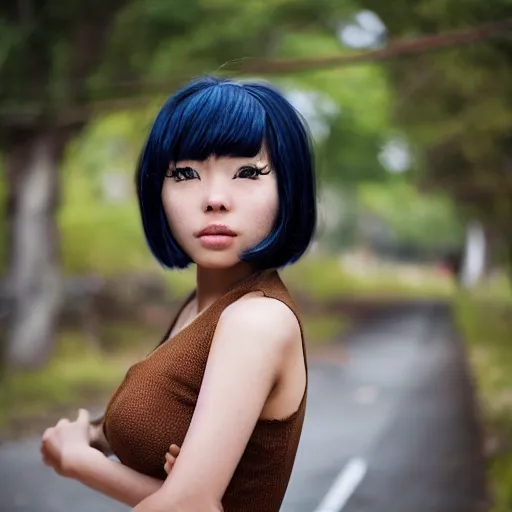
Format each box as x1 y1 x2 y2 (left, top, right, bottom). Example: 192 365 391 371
42 427 53 442
77 408 90 423
163 459 173 474
165 452 176 466
169 444 181 457
163 444 181 474
164 451 176 474
40 443 56 469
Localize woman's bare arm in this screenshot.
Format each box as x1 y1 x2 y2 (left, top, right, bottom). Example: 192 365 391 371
66 448 164 507
49 416 163 506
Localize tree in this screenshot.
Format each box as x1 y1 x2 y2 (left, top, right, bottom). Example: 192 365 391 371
271 29 391 184
1 1 130 368
0 0 354 368
354 0 512 273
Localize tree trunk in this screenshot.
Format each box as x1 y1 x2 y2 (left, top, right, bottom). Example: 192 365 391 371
3 128 69 369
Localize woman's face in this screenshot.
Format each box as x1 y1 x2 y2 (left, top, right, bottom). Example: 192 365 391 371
161 151 278 269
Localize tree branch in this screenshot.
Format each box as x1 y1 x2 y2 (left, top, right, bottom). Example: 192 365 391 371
238 17 512 74
1 17 511 127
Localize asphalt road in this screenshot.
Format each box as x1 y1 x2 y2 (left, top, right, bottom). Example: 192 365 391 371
0 304 488 512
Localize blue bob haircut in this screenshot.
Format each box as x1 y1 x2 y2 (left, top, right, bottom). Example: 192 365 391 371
136 76 317 270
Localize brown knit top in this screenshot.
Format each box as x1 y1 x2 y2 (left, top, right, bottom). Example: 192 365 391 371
102 269 308 512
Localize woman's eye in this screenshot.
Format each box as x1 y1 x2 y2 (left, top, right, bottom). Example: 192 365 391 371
234 165 269 180
167 167 199 181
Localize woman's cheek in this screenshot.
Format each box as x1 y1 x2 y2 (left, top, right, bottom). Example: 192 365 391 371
253 202 278 240
163 194 189 243
169 208 189 244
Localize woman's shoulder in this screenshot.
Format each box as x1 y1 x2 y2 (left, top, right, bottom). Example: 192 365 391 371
218 292 301 349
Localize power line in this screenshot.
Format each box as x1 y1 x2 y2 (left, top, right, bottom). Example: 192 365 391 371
74 17 512 94
1 17 511 126
237 17 512 75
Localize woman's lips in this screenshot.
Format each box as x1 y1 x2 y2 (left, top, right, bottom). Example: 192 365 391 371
198 234 235 250
194 224 237 250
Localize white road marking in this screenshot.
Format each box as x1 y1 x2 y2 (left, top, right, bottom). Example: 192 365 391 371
313 457 367 512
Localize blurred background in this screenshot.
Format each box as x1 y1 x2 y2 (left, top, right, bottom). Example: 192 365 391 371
0 1 511 511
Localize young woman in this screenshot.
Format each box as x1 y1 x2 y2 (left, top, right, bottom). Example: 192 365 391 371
41 76 317 512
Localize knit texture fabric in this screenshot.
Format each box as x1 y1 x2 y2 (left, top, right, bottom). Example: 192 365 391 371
103 269 308 511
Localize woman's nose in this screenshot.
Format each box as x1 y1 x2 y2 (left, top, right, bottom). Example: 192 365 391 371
201 172 232 213
205 201 228 212
203 188 231 213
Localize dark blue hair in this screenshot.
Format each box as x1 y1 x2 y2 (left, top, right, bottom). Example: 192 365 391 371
136 76 316 270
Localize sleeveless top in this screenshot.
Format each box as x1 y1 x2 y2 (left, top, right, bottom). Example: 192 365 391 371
102 269 308 512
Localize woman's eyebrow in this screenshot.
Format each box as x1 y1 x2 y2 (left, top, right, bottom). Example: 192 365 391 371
247 160 269 167
173 165 198 171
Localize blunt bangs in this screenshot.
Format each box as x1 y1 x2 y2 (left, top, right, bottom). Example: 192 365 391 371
136 76 317 270
172 84 266 162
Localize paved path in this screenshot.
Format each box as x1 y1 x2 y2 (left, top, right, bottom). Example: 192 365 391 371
0 304 487 512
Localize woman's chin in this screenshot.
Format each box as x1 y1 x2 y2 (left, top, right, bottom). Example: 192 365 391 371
192 251 241 270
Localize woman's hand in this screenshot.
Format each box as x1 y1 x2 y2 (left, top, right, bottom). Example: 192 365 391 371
163 444 181 475
41 408 93 478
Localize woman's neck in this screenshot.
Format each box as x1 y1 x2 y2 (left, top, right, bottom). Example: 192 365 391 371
194 263 258 314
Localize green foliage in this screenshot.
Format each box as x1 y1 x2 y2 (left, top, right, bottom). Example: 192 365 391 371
0 0 355 111
277 31 389 133
276 31 391 184
59 113 157 274
357 0 512 268
162 268 196 299
301 314 349 344
100 0 354 86
0 325 149 429
358 179 465 252
454 289 512 512
283 254 454 300
0 2 129 111
60 202 153 274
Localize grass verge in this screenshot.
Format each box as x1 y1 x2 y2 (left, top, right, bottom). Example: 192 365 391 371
0 326 156 439
454 289 512 512
301 313 350 346
282 256 454 301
